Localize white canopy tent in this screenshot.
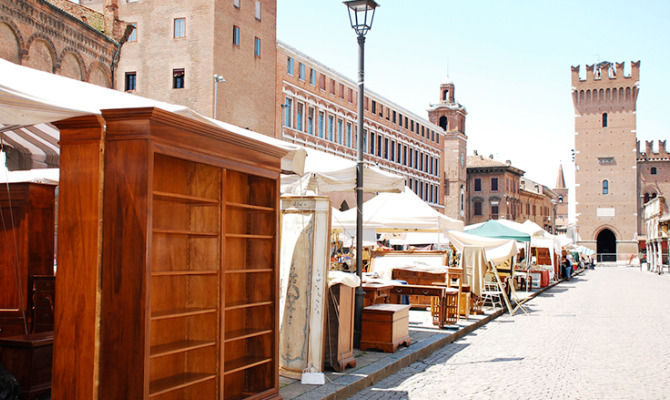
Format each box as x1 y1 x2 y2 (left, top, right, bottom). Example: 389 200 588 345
280 147 405 195
0 58 306 174
332 186 464 234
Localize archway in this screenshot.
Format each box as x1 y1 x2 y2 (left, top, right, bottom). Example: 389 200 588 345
596 228 616 262
439 116 447 131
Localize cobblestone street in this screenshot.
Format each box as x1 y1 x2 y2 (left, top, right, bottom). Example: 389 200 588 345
351 267 670 399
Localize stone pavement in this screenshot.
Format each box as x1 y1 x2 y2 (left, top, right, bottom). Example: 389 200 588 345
350 266 670 399
280 275 555 399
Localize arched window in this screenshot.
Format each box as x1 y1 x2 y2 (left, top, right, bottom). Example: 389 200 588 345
602 113 608 128
443 90 449 101
602 179 609 195
651 167 657 175
439 116 448 131
558 195 563 203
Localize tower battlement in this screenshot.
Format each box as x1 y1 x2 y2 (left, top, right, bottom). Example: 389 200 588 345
571 61 640 114
638 140 670 159
571 61 640 85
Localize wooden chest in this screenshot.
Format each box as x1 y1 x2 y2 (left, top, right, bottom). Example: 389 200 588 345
0 332 53 400
360 304 410 353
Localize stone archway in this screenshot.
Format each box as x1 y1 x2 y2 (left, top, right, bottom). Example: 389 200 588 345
596 228 617 262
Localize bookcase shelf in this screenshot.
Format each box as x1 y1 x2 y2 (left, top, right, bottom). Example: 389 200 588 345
53 108 281 400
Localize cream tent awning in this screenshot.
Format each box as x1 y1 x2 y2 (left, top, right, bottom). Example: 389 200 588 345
332 187 464 233
0 59 306 174
280 148 405 195
445 230 518 265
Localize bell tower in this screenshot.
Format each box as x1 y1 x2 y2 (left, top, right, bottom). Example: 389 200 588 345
553 163 568 234
428 77 467 221
571 61 640 261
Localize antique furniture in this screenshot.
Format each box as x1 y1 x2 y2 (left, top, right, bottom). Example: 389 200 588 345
359 304 410 353
361 282 393 307
324 283 356 371
0 183 55 337
279 196 330 379
391 266 448 308
390 285 458 328
0 332 52 400
52 108 285 399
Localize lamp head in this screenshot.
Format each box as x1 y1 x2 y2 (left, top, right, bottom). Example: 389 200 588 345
344 0 378 37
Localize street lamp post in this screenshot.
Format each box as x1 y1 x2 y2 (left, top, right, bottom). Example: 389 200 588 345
344 0 378 348
213 74 226 119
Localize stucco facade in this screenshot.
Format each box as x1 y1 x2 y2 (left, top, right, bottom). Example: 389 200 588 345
84 0 277 135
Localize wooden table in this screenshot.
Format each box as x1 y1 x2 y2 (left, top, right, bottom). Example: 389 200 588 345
389 285 458 328
361 283 393 307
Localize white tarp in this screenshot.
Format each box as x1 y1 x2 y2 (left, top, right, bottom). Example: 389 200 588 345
281 148 404 195
0 59 306 174
332 187 464 232
445 230 518 266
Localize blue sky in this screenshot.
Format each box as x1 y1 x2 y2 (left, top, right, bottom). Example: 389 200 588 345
278 0 670 216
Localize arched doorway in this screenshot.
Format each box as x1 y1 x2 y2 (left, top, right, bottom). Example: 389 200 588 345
596 228 616 262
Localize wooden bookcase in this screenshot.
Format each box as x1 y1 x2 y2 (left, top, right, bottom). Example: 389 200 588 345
52 108 285 400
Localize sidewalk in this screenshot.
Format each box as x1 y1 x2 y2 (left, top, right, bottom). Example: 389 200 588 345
279 275 569 400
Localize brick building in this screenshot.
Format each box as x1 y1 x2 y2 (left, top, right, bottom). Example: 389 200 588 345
571 61 670 261
82 0 277 135
276 41 454 215
0 0 131 87
466 154 557 229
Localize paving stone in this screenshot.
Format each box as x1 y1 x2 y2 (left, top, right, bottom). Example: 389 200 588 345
350 267 670 399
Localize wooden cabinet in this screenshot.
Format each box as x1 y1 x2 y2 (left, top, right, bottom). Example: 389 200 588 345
324 283 356 372
0 183 55 337
53 108 285 400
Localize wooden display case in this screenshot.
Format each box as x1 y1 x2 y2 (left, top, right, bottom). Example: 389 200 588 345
52 108 285 400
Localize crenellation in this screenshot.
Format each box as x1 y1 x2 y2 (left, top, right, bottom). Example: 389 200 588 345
640 140 670 158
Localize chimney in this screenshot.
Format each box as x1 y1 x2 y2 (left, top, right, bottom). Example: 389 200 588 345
103 0 118 37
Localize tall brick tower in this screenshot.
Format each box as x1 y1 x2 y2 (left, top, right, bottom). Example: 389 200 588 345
428 78 467 221
571 61 640 261
553 163 569 234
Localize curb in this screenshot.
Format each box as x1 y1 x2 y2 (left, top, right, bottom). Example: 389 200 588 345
293 272 579 400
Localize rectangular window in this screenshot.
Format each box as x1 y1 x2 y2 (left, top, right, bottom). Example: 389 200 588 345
296 103 303 131
128 23 137 42
491 177 498 191
125 71 136 91
436 134 439 144
384 137 389 159
392 111 396 123
298 63 305 80
310 69 316 85
419 152 423 171
174 18 185 38
255 0 261 20
346 123 352 147
409 148 413 168
405 117 408 129
318 111 324 138
474 178 481 191
287 57 294 75
339 84 344 99
284 97 292 128
328 115 334 141
330 79 336 95
307 107 314 134
337 119 343 144
172 68 184 89
232 25 240 46
379 104 383 117
421 126 424 137
233 0 240 8
491 205 499 219
371 100 376 114
474 201 482 216
411 120 414 132
254 37 261 57
390 140 395 162
377 135 382 157
348 88 353 103
398 113 402 126
319 74 325 90
370 132 375 154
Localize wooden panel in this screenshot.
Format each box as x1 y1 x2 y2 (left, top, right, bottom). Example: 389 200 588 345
52 115 105 400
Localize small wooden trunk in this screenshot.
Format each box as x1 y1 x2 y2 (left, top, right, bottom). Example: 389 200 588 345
360 304 410 353
458 292 471 318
